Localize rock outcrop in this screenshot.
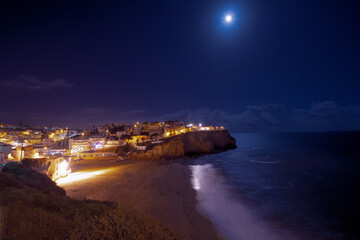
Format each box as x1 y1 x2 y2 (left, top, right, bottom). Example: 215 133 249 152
2 161 66 196
129 130 237 160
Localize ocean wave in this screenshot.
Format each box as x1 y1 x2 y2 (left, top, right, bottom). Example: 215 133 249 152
249 160 280 164
189 164 301 240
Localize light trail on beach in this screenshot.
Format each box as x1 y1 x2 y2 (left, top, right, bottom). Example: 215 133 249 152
56 168 114 185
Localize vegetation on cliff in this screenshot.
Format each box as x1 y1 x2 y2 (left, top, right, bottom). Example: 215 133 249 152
0 162 182 240
129 130 237 160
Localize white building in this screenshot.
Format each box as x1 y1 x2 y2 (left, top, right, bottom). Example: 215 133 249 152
116 131 127 138
97 126 107 134
69 139 92 152
104 140 122 148
89 137 106 145
0 142 11 165
133 125 142 135
89 137 106 149
78 151 118 160
0 142 12 154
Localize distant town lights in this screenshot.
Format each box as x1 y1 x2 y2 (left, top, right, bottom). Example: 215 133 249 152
94 142 103 149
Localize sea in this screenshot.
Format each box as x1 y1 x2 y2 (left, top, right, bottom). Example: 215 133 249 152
188 132 360 240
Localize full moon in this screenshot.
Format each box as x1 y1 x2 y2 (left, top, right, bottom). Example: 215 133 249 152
225 15 232 22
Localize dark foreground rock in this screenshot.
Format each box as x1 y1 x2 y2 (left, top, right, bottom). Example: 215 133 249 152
2 161 65 196
129 130 237 160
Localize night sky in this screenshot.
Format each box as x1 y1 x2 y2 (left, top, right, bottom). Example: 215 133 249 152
1 0 360 131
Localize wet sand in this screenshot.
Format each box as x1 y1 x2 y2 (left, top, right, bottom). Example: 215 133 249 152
57 160 217 240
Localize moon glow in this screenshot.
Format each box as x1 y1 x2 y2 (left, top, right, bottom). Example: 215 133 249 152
225 15 232 22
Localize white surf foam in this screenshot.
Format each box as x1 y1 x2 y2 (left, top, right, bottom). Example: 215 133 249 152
190 164 301 240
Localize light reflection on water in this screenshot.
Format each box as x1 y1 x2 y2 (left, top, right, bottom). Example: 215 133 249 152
188 132 360 240
189 164 298 240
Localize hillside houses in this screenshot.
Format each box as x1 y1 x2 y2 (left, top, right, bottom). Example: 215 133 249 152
0 121 224 163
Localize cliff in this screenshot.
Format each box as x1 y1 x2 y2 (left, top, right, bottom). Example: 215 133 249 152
2 161 66 196
129 130 237 160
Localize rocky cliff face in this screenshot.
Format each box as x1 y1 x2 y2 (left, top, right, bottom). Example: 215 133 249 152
129 130 237 161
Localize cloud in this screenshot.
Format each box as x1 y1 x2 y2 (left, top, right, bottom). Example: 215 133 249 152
293 101 360 121
292 101 360 130
157 102 360 132
159 109 229 125
81 108 108 114
0 75 73 91
79 108 145 118
157 104 290 132
120 110 146 115
237 104 289 125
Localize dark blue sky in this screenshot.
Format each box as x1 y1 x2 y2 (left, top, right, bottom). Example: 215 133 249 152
1 0 360 130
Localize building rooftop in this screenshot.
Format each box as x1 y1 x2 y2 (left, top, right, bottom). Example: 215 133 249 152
0 142 11 147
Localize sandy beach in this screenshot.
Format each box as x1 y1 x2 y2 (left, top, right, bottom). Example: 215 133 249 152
57 160 217 240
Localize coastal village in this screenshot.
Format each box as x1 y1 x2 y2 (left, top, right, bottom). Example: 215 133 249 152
0 121 225 180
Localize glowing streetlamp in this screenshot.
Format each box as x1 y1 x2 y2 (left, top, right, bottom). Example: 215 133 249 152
58 161 71 177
